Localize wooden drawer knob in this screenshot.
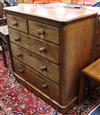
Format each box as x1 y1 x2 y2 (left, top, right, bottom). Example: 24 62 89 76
39 47 46 53
37 28 44 35
12 20 18 27
16 53 23 58
18 66 25 73
14 36 20 42
42 83 48 89
40 65 47 71
37 28 45 39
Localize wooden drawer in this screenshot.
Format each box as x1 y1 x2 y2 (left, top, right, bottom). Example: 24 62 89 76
11 43 59 83
28 20 59 44
9 28 59 64
13 58 59 101
7 15 27 33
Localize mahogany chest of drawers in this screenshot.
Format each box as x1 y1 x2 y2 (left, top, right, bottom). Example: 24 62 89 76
4 4 97 113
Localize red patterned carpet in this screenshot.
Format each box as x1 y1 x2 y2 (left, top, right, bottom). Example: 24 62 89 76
0 51 100 115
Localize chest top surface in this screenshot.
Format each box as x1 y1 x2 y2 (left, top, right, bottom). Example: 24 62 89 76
4 3 97 22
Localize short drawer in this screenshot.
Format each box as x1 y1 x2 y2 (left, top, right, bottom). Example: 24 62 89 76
11 43 59 83
7 15 27 33
28 20 59 44
9 28 59 64
13 58 59 101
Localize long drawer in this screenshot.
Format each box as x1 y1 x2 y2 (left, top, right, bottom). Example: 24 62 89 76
7 15 27 33
13 58 59 101
9 28 59 64
28 20 59 44
11 43 59 83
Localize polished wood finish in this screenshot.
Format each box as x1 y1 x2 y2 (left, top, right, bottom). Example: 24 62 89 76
11 43 59 83
96 21 100 46
78 74 86 105
82 58 100 81
9 28 59 64
6 15 27 33
94 16 100 59
60 17 96 106
4 4 97 113
78 58 100 104
28 20 59 44
95 46 100 58
13 58 59 101
4 4 97 22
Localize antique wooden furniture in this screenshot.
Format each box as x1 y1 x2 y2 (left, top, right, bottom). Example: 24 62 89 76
78 58 100 104
94 15 100 59
4 4 97 113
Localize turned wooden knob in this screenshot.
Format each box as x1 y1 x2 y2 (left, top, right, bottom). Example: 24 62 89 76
16 53 23 58
18 66 25 73
42 83 48 89
12 20 18 27
40 65 47 71
37 28 45 39
37 28 44 35
14 36 20 42
39 47 46 53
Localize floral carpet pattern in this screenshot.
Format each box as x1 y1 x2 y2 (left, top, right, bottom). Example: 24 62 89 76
0 51 100 115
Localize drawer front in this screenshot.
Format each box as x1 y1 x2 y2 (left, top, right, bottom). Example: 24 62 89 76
28 20 59 44
9 28 59 64
7 15 27 33
11 43 59 83
13 59 59 101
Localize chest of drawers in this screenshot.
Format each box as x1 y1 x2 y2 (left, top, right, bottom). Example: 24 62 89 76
4 4 97 113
